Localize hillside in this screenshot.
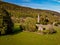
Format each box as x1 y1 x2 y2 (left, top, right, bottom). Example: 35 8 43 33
0 1 60 23
0 1 60 45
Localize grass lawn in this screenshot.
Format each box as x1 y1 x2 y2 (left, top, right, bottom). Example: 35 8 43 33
0 26 60 45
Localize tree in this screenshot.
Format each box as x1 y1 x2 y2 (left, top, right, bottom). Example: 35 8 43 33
22 17 36 32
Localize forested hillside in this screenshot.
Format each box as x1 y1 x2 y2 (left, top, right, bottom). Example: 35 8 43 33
0 1 60 21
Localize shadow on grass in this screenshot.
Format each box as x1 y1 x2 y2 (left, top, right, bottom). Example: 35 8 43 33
0 26 23 36
11 28 23 35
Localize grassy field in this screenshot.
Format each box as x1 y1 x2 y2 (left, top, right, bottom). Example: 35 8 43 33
0 26 60 45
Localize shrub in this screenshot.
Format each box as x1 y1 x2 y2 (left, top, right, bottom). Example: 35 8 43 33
22 17 36 32
54 23 58 26
48 29 57 34
42 29 57 34
40 18 49 25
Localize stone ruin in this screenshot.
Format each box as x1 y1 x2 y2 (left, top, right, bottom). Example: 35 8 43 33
36 14 56 34
0 8 14 35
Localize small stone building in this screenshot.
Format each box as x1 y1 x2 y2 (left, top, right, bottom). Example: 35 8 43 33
36 14 55 33
36 24 53 31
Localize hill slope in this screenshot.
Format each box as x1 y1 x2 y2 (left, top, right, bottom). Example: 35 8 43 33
0 1 60 23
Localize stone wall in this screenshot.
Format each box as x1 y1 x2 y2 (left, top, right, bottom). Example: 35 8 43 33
0 8 14 35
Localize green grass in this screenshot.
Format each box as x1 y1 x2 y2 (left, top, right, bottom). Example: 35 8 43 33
0 26 60 45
